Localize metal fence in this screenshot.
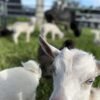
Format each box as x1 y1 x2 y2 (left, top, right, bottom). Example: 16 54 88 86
0 1 36 29
0 0 53 29
1 1 100 29
0 1 35 16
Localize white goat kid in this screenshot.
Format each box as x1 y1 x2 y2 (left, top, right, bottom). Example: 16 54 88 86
91 29 100 44
40 23 64 40
39 36 100 100
7 17 36 44
0 60 41 100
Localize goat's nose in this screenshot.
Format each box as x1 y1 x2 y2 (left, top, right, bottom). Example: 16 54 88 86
50 96 60 100
50 96 66 100
50 98 60 100
50 95 71 100
50 98 69 100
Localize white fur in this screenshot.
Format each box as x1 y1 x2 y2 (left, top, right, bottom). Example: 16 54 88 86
7 17 36 44
51 49 100 100
40 23 64 40
50 48 98 100
39 37 100 100
0 60 41 100
91 29 100 44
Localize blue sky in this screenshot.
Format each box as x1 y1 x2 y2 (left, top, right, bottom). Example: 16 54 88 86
21 0 54 10
21 0 54 6
21 0 100 9
79 0 100 7
21 0 55 10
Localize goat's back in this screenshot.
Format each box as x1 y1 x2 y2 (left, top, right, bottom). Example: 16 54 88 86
8 22 34 33
42 23 60 32
0 67 39 100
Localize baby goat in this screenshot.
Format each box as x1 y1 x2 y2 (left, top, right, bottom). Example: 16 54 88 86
7 17 36 44
0 60 41 100
40 23 64 40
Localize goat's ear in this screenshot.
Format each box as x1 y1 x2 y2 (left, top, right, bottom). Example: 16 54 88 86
96 60 100 76
39 35 60 59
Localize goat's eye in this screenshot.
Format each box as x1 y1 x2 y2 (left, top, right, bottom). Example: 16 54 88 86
85 79 94 85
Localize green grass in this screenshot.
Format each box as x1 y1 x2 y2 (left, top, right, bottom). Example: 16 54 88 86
7 17 29 24
0 28 100 100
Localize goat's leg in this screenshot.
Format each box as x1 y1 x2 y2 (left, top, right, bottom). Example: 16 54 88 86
94 31 100 44
59 33 64 39
99 32 100 42
12 32 20 44
26 32 31 43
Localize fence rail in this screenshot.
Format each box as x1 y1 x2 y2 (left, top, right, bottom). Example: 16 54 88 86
0 1 36 29
1 1 100 29
0 2 35 16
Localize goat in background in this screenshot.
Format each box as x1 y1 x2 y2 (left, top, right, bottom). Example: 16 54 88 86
40 23 64 41
91 29 100 45
7 17 36 44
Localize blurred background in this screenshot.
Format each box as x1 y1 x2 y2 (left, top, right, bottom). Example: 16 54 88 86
0 0 100 100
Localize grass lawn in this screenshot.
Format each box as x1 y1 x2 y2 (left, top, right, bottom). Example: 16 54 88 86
0 28 100 100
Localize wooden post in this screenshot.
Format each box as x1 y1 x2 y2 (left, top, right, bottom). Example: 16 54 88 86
3 0 8 29
36 0 44 29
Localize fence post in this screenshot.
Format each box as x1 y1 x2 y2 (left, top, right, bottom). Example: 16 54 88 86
36 0 44 29
2 0 8 29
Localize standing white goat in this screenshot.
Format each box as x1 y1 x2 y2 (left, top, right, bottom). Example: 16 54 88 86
0 60 41 100
39 36 100 100
40 23 64 40
7 17 36 44
91 29 100 44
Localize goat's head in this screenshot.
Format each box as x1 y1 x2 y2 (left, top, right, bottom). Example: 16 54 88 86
39 36 100 100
